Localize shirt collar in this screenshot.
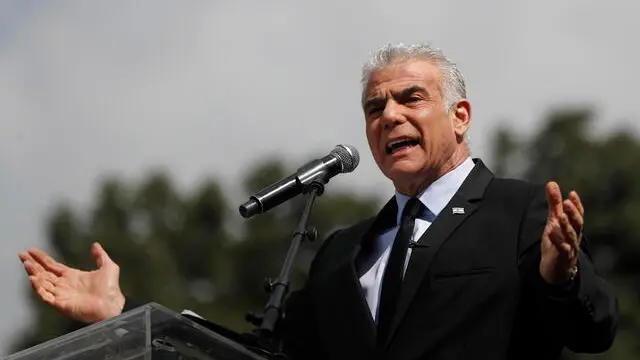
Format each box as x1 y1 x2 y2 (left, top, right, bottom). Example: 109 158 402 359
395 157 475 224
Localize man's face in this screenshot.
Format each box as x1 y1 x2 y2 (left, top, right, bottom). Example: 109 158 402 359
362 59 468 192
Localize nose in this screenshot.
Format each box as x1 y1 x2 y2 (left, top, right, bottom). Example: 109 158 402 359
381 100 405 130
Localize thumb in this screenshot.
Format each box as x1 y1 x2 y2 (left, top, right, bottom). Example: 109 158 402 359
91 242 115 269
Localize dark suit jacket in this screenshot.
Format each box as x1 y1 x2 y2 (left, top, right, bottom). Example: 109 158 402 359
278 159 618 360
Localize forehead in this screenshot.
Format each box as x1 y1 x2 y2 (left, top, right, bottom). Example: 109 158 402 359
363 60 442 100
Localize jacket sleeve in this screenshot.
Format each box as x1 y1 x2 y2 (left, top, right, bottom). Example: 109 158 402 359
277 286 324 360
123 297 147 312
518 185 619 353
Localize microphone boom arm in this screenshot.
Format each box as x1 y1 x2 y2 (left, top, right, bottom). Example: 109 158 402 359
246 174 329 353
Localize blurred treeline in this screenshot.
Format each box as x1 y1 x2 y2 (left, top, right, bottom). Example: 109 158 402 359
8 107 640 359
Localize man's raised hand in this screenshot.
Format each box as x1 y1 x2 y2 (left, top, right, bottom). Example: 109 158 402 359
18 242 125 323
539 181 584 286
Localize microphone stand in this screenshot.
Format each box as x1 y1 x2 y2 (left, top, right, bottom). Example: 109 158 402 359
245 178 327 358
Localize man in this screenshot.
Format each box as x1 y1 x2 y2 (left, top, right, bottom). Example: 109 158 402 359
20 43 618 359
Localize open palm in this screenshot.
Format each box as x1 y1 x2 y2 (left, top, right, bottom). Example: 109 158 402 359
19 242 125 324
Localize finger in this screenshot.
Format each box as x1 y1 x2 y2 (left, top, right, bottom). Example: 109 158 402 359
563 199 584 241
30 270 58 290
19 252 40 275
545 182 564 219
33 274 57 294
559 212 579 251
22 253 51 276
19 252 41 271
29 276 56 304
23 259 46 276
91 242 114 269
18 252 32 263
548 220 572 257
27 248 68 276
569 191 585 216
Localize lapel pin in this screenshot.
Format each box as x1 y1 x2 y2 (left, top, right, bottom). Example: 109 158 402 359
452 207 465 215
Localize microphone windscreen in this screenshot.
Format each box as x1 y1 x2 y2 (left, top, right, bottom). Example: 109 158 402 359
331 144 359 173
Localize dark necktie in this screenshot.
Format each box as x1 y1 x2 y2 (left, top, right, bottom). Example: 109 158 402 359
377 197 425 345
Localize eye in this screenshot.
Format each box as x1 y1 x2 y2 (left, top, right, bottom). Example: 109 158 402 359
367 106 383 118
406 96 421 103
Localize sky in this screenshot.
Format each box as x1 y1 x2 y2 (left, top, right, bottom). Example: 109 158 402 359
1 0 639 354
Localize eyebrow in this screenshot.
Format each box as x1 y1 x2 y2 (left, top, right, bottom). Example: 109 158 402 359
363 85 429 111
363 97 385 112
399 85 428 98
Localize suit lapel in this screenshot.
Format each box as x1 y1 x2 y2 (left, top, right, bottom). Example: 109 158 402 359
313 243 376 355
312 198 397 358
385 159 494 347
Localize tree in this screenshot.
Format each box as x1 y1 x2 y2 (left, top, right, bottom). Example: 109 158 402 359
493 107 640 359
10 159 380 353
12 107 638 359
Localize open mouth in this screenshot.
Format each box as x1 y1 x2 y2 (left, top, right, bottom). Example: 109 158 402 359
386 138 420 154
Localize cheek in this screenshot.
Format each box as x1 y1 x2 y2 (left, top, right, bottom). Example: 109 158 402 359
418 111 454 137
366 123 387 163
365 128 379 155
416 109 434 118
366 122 381 144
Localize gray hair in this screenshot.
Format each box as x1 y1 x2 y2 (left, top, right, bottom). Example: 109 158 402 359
361 43 467 109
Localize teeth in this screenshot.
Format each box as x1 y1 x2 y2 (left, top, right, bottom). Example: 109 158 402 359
387 139 411 147
389 139 409 147
386 138 417 154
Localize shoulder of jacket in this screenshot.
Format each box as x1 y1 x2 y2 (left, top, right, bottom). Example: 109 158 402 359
307 217 375 272
489 176 547 197
482 177 548 213
489 176 541 192
318 217 375 251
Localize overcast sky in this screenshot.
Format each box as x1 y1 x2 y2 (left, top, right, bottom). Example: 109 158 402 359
1 0 638 354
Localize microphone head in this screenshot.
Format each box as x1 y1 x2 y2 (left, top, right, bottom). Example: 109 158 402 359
331 144 360 173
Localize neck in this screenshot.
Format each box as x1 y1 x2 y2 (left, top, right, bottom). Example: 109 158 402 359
395 145 470 197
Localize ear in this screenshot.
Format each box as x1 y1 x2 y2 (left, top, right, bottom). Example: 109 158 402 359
450 99 471 139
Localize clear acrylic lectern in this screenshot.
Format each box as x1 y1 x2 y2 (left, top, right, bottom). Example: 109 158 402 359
3 302 271 360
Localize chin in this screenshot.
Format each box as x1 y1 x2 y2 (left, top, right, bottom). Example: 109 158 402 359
384 162 423 182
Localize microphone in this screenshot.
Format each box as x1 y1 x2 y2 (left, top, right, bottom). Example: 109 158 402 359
239 144 359 218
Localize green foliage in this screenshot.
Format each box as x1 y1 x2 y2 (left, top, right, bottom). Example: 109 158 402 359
493 107 640 359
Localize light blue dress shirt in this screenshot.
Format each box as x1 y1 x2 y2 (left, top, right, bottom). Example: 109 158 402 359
359 157 476 321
